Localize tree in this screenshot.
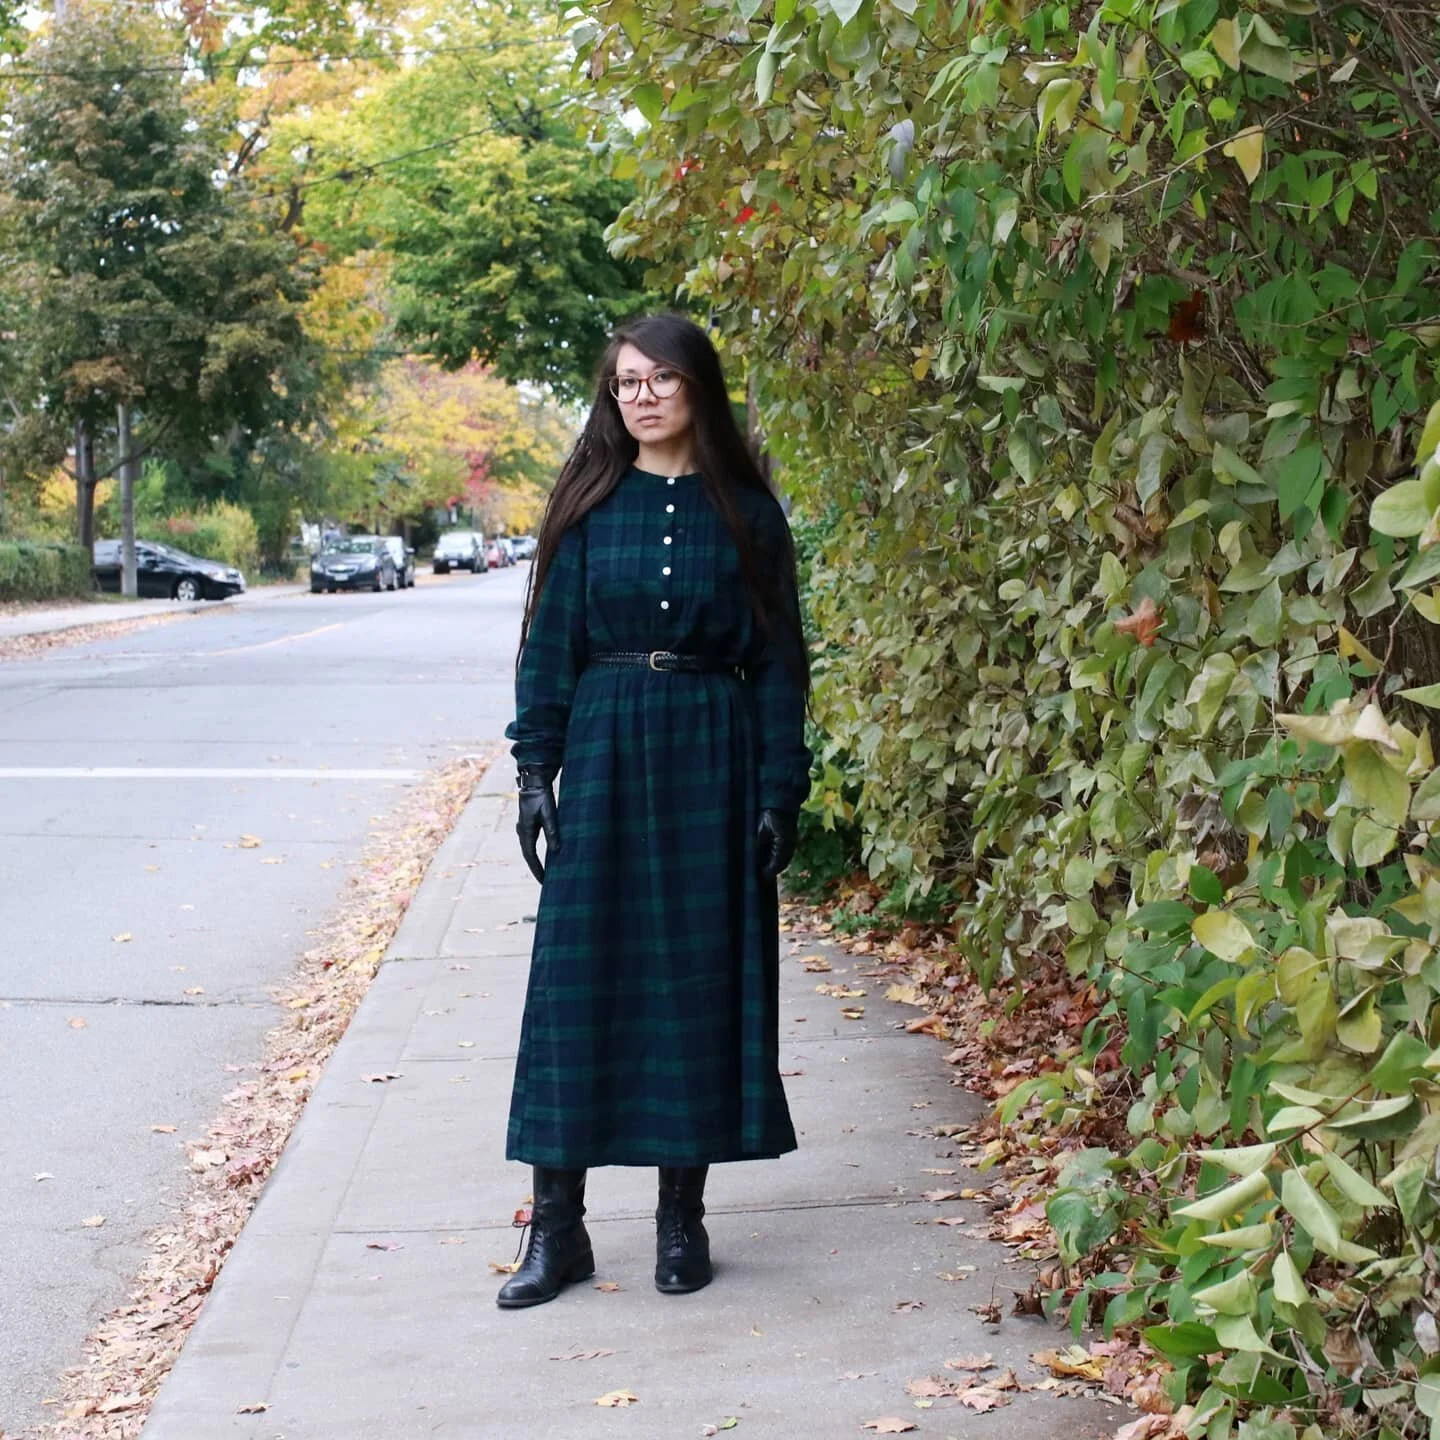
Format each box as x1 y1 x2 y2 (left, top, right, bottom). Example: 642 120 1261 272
258 1 652 400
0 0 321 554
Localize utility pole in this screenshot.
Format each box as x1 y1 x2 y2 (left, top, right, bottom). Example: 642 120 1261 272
117 402 137 597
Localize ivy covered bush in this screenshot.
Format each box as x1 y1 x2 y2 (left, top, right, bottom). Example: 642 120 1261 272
570 0 1440 1432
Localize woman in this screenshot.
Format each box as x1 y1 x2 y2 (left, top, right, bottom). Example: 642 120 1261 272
498 313 812 1309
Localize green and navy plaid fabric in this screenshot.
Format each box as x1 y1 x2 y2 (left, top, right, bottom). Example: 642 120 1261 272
503 465 812 1167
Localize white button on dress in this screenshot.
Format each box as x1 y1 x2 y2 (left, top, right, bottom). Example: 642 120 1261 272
663 536 672 545
660 601 669 610
666 477 675 485
662 566 671 576
666 504 675 513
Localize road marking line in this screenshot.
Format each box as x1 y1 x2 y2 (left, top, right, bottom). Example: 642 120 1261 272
0 767 424 781
200 622 346 657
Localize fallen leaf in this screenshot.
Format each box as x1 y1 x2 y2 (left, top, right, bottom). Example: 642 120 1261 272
1033 1347 1106 1381
973 1301 1003 1324
921 1168 956 1176
893 1298 925 1313
365 1241 403 1251
439 1237 466 1246
862 1421 916 1435
1131 1374 1175 1415
837 1371 877 1381
111 933 132 943
189 1148 227 1170
700 1420 739 1435
959 1387 1008 1412
34 1171 53 1181
67 1017 87 1029
937 1269 977 1282
944 1353 994 1372
97 1393 142 1414
550 1348 616 1362
362 1072 402 1083
238 834 262 848
488 1260 520 1274
885 983 927 1006
80 1215 106 1228
594 1389 639 1407
934 1216 968 1227
593 1280 622 1292
906 1377 954 1398
780 1069 805 1077
840 1007 865 1020
905 1014 947 1036
921 1189 961 1203
144 864 160 873
236 1402 270 1414
260 856 285 865
183 987 205 996
800 955 832 972
457 1040 475 1048
816 983 866 998
149 1124 177 1134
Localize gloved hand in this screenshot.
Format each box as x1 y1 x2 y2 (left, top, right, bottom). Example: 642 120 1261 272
516 765 561 884
756 808 797 880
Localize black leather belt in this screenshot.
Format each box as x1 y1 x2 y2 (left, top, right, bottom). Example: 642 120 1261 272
589 650 741 674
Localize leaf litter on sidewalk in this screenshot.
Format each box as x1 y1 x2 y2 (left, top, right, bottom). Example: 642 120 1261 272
35 753 491 1438
784 897 1160 1430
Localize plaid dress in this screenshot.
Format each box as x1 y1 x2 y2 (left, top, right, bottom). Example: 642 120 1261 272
503 465 812 1167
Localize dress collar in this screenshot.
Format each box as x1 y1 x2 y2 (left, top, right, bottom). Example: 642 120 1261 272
629 464 702 481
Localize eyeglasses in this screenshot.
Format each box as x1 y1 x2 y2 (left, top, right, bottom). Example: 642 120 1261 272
608 368 686 404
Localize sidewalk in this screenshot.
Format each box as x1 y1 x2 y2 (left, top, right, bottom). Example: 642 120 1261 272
0 584 306 640
140 758 1124 1440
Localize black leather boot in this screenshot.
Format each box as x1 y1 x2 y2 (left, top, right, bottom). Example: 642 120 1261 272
496 1167 594 1309
655 1165 712 1294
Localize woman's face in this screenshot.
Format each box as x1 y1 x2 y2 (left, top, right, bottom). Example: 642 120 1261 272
612 342 694 448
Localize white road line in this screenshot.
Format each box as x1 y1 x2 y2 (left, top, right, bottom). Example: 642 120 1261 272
0 767 424 781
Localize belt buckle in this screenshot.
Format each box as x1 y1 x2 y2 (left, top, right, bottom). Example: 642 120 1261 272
648 650 668 671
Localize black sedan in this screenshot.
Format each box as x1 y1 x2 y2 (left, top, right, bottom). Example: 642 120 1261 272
93 540 247 601
310 537 398 592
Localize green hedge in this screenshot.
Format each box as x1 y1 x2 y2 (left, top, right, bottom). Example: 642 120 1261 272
0 541 94 602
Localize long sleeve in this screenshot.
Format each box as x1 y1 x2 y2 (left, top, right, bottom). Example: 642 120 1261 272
504 520 588 771
748 502 813 814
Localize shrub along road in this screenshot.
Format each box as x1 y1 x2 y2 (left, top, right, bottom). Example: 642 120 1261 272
0 567 520 1435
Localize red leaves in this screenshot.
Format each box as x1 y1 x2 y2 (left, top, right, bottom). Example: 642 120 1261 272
735 205 758 225
1167 291 1206 345
1115 595 1164 647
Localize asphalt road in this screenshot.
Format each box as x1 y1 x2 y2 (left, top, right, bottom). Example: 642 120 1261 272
0 565 527 1434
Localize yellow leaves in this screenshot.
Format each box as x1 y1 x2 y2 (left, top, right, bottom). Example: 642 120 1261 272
1222 125 1265 185
111 932 133 943
862 1421 916 1435
1210 18 1242 70
238 834 263 849
594 1389 639 1407
1191 910 1257 964
80 1215 106 1228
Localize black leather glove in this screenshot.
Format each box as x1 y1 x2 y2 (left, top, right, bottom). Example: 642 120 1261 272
756 808 797 880
516 765 561 884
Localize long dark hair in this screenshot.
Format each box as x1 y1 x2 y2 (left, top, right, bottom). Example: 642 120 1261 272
517 313 810 698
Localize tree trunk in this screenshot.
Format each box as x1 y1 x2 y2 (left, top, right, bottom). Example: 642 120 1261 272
117 403 138 597
74 418 96 557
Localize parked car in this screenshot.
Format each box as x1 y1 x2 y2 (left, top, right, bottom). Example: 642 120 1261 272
433 531 486 574
509 534 537 560
93 539 246 601
499 537 522 566
486 538 511 569
310 536 398 592
381 536 416 588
